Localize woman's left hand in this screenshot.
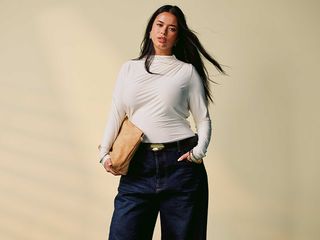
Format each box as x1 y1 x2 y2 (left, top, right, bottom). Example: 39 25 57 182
177 151 191 162
177 151 203 164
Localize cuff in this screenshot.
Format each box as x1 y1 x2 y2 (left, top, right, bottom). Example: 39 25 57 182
99 154 110 165
191 146 206 160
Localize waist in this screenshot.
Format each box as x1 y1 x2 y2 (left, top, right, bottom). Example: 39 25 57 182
141 135 198 152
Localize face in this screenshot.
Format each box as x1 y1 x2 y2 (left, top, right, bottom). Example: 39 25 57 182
150 12 178 55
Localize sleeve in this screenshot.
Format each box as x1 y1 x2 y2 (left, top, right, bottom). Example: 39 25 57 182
98 62 129 163
188 65 212 160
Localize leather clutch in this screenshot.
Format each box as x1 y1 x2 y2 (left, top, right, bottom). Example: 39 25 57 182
109 117 144 175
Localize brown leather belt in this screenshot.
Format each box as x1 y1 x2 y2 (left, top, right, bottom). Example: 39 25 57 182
141 135 198 152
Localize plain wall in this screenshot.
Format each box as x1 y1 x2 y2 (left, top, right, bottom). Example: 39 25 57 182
0 0 319 239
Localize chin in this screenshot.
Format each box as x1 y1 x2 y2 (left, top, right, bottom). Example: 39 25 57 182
157 45 171 50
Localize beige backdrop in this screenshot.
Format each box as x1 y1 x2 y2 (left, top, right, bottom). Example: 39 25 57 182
0 0 319 239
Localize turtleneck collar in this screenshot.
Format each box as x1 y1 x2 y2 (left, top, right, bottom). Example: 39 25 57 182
153 54 176 59
141 54 177 64
152 54 177 64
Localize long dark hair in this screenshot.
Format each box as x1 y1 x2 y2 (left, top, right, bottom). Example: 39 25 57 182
133 5 227 104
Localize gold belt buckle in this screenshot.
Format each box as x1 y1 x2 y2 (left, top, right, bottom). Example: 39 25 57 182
150 143 165 151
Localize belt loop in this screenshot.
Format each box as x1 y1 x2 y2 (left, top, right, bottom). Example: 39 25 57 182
177 140 181 152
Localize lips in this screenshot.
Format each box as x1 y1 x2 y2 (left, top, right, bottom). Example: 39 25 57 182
157 37 167 43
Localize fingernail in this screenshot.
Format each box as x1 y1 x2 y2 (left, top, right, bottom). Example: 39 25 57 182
177 158 181 161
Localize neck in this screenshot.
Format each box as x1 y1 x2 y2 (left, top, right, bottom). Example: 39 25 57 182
154 49 172 56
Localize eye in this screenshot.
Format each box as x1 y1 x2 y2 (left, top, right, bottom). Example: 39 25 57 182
169 28 176 32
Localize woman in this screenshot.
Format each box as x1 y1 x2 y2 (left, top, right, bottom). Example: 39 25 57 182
98 4 225 240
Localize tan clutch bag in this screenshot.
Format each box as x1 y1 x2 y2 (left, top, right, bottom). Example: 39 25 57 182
109 117 144 175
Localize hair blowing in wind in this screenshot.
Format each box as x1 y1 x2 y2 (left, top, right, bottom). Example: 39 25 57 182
134 5 227 104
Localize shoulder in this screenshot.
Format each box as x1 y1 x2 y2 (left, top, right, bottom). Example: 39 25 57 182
182 63 201 82
119 58 144 71
175 60 198 76
186 64 204 92
119 60 131 71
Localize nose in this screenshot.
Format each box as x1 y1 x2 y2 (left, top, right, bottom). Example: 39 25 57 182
160 28 167 36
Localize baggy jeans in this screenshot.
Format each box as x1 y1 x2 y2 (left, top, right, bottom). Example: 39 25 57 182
108 136 209 240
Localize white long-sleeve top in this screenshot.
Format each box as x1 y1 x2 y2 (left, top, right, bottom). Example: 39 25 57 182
99 54 211 162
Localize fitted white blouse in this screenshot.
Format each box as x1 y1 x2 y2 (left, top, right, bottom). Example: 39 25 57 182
99 54 211 162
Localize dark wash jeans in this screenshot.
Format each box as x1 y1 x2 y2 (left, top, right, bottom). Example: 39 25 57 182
109 136 209 240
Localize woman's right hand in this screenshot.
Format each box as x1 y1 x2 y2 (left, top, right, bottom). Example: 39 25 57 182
103 158 121 176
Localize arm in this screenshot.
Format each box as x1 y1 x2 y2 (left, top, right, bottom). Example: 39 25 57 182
188 65 212 160
98 62 129 164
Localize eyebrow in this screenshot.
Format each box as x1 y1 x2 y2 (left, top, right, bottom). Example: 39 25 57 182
156 20 177 28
